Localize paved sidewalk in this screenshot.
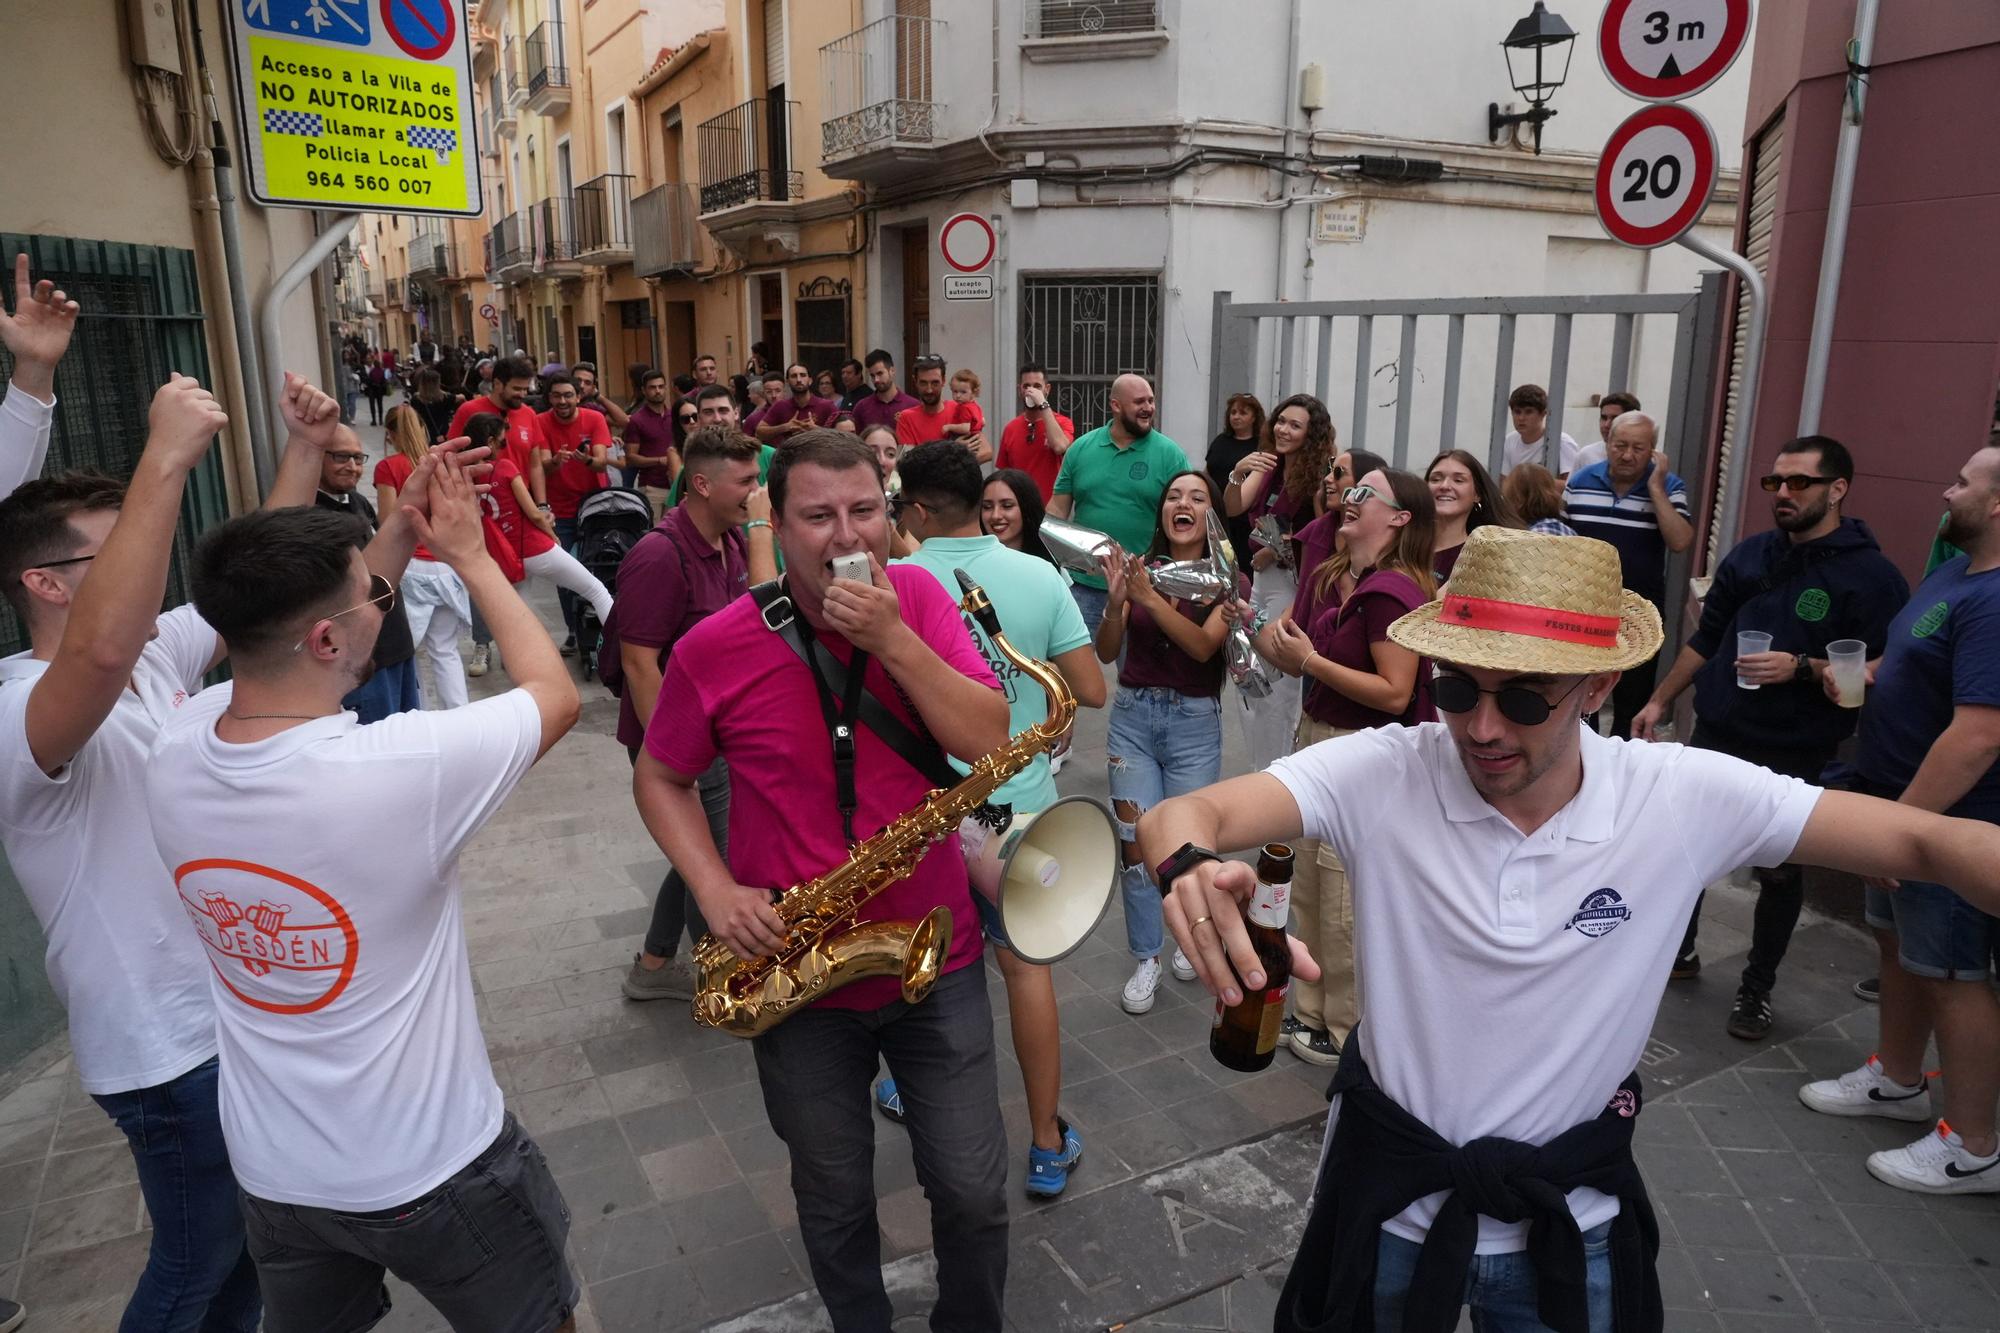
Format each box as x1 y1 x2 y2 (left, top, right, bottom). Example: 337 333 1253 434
0 417 1994 1330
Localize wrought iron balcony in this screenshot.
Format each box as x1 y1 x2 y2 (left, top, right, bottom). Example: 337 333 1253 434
821 15 942 178
492 210 532 279
574 173 634 262
524 19 569 113
503 37 524 107
696 98 802 216
631 182 698 277
532 196 580 268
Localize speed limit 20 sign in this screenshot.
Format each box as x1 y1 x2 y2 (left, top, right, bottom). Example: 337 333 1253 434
1594 103 1719 249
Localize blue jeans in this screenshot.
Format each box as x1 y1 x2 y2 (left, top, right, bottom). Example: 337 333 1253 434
1866 880 2000 980
1374 1221 1614 1332
341 656 423 724
753 963 1007 1333
1107 685 1223 958
92 1058 262 1333
1070 583 1109 635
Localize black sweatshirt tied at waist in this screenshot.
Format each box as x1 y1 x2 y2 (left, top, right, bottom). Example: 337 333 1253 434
1276 1027 1662 1333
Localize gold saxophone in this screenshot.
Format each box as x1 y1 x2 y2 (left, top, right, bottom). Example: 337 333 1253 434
692 572 1075 1038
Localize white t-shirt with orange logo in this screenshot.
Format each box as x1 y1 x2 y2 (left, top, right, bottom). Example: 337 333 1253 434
146 685 542 1211
0 606 219 1095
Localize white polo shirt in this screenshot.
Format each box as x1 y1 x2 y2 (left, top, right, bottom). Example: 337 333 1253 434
1268 722 1820 1253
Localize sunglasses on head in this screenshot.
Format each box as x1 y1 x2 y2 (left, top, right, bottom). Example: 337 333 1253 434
1759 474 1834 494
1432 673 1586 726
1341 484 1406 511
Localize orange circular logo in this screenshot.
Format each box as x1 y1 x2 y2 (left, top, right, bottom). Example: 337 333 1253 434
175 858 360 1015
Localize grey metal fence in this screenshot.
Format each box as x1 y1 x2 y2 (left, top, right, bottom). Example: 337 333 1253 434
1020 274 1161 436
1208 276 1728 650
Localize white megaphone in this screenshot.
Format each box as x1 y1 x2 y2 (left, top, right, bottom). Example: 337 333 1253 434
962 796 1119 965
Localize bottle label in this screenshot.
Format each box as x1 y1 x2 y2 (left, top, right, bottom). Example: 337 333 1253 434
1247 877 1291 929
1254 984 1289 1053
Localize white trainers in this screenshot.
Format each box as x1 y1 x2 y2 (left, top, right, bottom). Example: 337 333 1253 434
1867 1121 2000 1195
1121 957 1162 1014
466 645 490 678
1798 1054 1933 1121
1170 948 1197 982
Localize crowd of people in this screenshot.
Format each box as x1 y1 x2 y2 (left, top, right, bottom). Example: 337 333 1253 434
2 247 1997 1333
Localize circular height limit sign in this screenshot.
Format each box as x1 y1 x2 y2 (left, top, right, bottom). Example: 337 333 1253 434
1595 103 1719 249
1599 0 1751 102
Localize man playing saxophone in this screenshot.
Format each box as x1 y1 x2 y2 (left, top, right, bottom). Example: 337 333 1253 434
634 429 1011 1332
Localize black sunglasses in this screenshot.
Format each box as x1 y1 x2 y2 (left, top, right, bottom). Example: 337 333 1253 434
1433 673 1587 726
1759 474 1835 494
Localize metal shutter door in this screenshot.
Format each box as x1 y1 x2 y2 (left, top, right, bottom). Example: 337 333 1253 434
1710 113 1783 565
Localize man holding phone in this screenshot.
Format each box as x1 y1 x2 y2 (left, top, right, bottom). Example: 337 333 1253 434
537 373 611 653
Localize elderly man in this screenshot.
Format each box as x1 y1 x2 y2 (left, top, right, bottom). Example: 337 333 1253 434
1563 411 1692 737
1046 373 1188 631
1140 525 2000 1330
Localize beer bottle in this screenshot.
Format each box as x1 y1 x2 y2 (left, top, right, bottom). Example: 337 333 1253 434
1209 844 1294 1073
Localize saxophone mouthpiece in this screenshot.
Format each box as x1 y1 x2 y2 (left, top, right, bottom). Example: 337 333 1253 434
954 569 1003 638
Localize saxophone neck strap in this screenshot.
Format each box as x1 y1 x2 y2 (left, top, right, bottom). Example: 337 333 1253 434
749 579 961 845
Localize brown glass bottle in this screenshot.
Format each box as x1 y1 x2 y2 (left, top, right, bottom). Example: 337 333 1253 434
1209 844 1295 1072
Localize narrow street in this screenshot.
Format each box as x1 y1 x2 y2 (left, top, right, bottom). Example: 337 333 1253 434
1 419 1992 1332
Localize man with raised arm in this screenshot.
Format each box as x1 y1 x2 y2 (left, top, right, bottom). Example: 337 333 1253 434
0 252 81 496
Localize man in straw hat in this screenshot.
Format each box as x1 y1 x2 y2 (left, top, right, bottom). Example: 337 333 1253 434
1138 525 2000 1331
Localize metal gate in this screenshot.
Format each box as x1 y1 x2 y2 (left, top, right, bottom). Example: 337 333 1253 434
1207 274 1728 651
0 233 229 658
1019 273 1161 436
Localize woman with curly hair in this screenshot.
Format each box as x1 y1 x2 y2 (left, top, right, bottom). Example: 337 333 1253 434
1223 392 1335 772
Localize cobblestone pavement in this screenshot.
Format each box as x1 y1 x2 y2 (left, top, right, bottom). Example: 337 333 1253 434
1 418 1993 1330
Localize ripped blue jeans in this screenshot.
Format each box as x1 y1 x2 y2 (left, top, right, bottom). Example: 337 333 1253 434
1107 685 1223 959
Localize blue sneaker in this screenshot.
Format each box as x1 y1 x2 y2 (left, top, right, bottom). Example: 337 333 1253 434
873 1075 906 1125
1026 1119 1084 1198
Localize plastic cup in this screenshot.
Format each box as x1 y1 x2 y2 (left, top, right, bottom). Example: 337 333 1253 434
1827 638 1868 709
1737 631 1773 690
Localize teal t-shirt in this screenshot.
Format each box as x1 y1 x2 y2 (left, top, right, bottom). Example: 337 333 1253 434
1051 426 1190 588
896 534 1091 812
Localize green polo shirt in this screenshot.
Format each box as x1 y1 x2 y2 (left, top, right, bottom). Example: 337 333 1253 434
664 442 777 506
1051 425 1190 589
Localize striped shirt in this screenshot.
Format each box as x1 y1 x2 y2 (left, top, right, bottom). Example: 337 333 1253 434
1562 461 1689 605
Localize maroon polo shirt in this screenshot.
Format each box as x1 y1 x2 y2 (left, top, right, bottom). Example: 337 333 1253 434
848 389 920 436
623 404 681 489
759 394 839 435
1117 572 1250 699
613 504 750 748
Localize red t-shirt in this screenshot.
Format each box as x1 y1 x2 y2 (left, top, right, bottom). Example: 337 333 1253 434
994 411 1077 501
953 400 986 435
448 397 543 479
893 401 970 448
371 454 433 561
486 457 557 558
537 407 610 519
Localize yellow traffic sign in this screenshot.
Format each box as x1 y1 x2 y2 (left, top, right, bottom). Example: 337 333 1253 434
226 0 481 216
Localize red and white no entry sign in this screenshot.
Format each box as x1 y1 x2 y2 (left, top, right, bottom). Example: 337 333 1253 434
939 213 997 274
1595 103 1719 250
1598 0 1751 102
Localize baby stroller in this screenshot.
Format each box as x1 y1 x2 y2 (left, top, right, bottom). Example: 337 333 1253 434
571 486 656 680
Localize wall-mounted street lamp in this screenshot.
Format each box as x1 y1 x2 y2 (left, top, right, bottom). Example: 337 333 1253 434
1488 1 1576 154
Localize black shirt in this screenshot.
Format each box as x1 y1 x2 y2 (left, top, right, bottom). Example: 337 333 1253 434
314 489 416 668
1206 430 1259 563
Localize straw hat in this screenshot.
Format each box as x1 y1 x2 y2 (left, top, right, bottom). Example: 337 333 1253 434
1390 526 1663 674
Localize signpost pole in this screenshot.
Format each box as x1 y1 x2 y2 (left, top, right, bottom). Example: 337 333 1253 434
1677 230 1766 556
257 211 361 497
1796 0 1877 435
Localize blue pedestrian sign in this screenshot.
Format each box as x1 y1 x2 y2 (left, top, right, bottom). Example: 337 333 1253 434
242 0 371 47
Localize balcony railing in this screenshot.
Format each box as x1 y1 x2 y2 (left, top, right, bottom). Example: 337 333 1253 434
503 36 524 107
532 196 579 267
524 19 569 111
821 15 942 166
1027 0 1159 36
631 182 699 277
574 173 634 261
492 210 531 275
696 98 802 215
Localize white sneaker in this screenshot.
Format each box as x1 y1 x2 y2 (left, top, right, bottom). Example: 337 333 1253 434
1798 1054 1933 1121
466 645 490 678
1121 957 1162 1014
1170 948 1197 982
1866 1121 2000 1195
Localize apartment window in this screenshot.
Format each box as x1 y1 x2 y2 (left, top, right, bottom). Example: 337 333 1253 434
1018 273 1160 436
0 234 229 656
795 277 851 375
1026 0 1159 37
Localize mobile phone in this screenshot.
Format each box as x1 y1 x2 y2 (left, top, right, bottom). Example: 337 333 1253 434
831 552 872 583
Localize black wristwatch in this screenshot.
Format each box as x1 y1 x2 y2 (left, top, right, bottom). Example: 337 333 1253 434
1155 843 1220 899
1793 653 1813 682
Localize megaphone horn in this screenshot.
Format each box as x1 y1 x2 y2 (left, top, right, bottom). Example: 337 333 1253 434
964 796 1120 966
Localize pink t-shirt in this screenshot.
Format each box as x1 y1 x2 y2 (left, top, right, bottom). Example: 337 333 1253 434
644 565 999 1010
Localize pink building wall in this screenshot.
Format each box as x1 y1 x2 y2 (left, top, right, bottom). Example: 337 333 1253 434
1723 2 2000 578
